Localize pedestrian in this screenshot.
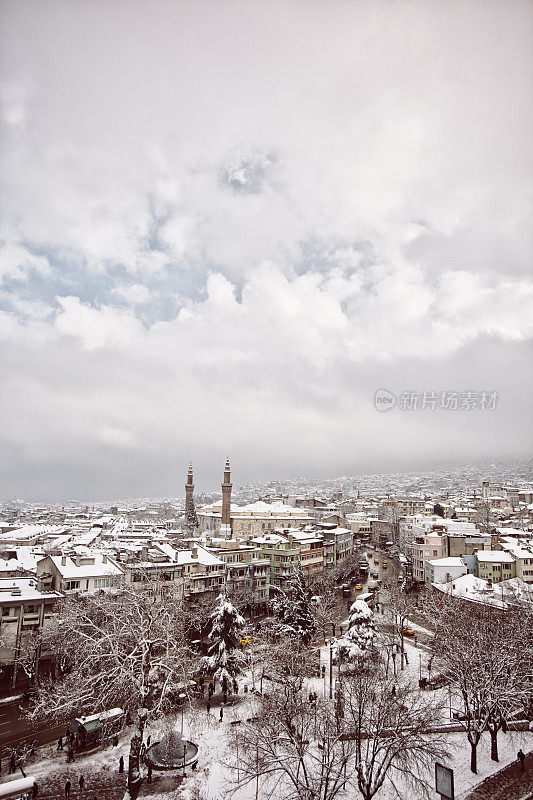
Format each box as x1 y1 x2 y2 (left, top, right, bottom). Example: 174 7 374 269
113 734 119 747
9 751 16 774
146 735 151 747
0 755 2 775
66 746 75 763
119 755 124 773
65 779 71 799
206 700 211 714
517 749 526 772
219 707 224 723
79 775 84 792
32 781 39 799
57 736 64 751
147 764 152 784
15 753 26 778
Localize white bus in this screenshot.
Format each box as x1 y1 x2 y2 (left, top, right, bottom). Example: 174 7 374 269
0 776 37 799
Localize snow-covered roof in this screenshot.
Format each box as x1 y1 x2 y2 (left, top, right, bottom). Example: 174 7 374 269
433 573 491 599
174 545 224 567
48 554 124 578
0 578 62 604
427 557 466 568
476 550 515 563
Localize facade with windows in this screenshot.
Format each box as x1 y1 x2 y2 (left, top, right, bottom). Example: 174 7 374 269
475 551 516 583
36 554 124 595
0 578 62 690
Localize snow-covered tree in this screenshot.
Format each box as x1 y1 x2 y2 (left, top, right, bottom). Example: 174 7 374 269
343 668 450 800
185 495 199 533
430 595 533 771
333 599 374 663
272 563 316 646
201 593 245 694
30 584 192 796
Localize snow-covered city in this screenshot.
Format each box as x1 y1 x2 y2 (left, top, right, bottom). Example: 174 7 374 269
2 1 533 799
0 461 532 799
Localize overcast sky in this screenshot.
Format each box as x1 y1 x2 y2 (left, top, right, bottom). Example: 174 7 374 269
1 0 532 502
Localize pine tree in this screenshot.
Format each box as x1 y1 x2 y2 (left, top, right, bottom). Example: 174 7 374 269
333 598 374 662
273 563 316 646
201 593 245 694
185 495 199 532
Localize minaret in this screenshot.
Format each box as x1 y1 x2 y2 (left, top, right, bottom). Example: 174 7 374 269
220 458 232 539
185 463 194 514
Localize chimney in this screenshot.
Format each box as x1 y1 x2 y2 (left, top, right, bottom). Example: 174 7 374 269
102 554 107 564
61 556 66 566
191 546 198 559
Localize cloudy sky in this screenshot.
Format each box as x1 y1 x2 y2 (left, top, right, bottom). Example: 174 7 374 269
1 0 532 501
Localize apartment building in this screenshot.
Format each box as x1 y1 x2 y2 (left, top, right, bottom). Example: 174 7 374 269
252 533 301 593
204 538 270 610
36 553 124 594
476 551 516 583
0 578 62 690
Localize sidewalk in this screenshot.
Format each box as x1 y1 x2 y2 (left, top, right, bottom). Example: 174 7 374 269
464 750 533 800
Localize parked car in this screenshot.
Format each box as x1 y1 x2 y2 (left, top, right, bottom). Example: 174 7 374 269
402 628 415 637
354 584 363 591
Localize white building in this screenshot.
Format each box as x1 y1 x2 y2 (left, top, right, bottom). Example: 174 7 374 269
425 557 467 586
36 553 124 594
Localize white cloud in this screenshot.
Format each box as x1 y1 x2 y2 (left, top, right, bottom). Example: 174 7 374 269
54 296 144 351
1 0 532 498
111 283 151 306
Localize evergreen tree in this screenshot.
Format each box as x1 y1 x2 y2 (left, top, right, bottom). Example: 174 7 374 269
333 598 375 662
273 563 316 646
185 495 199 532
201 593 245 694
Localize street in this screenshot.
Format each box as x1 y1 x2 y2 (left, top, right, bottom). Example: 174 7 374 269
0 698 67 755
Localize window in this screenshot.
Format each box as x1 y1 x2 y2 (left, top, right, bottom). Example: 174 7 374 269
63 580 80 591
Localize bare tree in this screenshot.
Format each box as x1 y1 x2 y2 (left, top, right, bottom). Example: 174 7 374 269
231 660 448 800
31 584 193 796
230 678 354 800
380 580 419 672
429 595 532 770
342 667 450 800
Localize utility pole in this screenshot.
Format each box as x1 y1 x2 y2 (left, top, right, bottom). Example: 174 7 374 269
329 640 333 699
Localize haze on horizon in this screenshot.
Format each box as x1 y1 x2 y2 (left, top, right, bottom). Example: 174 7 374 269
1 0 533 503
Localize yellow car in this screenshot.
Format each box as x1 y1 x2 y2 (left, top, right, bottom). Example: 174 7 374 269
354 584 363 591
374 559 379 565
382 561 388 567
402 628 415 637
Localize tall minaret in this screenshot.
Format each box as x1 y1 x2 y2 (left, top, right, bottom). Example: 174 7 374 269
220 458 232 539
185 463 194 514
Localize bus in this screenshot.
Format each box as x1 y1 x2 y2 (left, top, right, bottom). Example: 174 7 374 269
0 776 37 799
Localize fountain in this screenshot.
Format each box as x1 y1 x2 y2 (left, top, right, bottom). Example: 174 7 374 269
145 730 198 772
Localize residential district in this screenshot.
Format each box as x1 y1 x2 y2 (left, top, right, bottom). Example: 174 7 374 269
0 460 532 800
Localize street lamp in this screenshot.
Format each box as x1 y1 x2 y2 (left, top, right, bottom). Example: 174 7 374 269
178 693 186 736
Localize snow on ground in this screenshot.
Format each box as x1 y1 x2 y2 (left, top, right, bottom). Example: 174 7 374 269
2 643 531 800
